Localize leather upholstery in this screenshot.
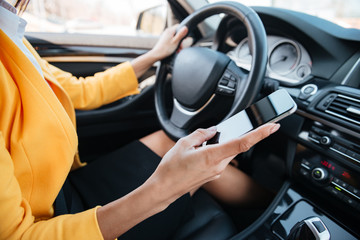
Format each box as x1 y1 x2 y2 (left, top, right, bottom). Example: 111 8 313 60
172 189 237 240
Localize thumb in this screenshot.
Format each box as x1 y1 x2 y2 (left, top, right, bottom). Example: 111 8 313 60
182 127 217 148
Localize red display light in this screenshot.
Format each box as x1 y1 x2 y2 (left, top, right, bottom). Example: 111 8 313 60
320 160 335 171
342 171 351 179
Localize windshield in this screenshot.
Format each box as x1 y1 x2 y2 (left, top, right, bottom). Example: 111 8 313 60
208 0 360 29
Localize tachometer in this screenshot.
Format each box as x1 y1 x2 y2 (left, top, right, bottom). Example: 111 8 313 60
269 40 300 75
236 39 252 62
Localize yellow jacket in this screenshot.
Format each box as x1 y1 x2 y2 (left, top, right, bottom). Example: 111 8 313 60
0 29 139 239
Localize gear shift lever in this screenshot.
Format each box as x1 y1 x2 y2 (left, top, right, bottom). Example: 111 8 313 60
287 217 330 240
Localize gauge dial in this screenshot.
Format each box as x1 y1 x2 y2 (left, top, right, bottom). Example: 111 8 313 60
297 64 311 79
269 41 300 75
236 39 252 63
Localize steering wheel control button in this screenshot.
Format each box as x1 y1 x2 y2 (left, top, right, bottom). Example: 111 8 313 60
217 72 237 96
228 81 236 89
224 71 231 79
220 79 229 86
217 86 235 96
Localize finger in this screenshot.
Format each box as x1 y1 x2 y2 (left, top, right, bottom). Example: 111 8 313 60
180 36 194 49
181 126 217 148
173 26 188 42
205 123 280 162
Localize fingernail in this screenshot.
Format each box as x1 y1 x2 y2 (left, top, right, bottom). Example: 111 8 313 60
208 126 217 132
270 123 280 134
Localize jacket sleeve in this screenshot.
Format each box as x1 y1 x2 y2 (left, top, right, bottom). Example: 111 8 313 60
43 59 140 110
0 132 104 240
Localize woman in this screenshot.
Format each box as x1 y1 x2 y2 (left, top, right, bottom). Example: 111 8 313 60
0 0 280 239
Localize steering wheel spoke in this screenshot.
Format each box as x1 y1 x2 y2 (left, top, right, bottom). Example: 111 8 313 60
169 99 194 128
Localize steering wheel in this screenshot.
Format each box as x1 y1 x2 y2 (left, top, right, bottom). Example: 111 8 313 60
155 1 267 141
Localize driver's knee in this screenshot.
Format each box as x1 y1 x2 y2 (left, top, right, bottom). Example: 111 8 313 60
140 130 175 157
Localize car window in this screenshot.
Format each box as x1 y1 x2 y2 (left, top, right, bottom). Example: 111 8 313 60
21 0 167 36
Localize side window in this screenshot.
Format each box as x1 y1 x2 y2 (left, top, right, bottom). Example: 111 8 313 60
22 0 167 36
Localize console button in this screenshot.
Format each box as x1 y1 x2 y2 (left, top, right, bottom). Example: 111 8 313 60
354 152 360 160
308 132 321 141
311 126 322 134
332 144 347 153
320 136 332 146
345 150 359 160
325 186 344 200
343 196 358 208
354 188 360 198
339 181 348 189
332 177 348 188
348 186 360 198
300 168 310 178
301 159 312 168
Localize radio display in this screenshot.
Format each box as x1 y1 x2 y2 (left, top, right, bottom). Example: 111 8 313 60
320 159 353 181
296 144 360 189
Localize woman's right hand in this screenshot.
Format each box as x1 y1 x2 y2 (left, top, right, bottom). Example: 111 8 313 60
146 123 280 205
97 123 279 240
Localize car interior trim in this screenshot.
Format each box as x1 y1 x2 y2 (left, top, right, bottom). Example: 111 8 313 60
331 181 360 201
329 147 360 165
341 56 360 85
230 181 292 239
26 32 159 48
325 109 360 126
173 94 215 116
296 109 360 139
43 56 134 64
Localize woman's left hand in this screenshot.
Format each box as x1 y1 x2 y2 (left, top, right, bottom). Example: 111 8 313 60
149 25 189 61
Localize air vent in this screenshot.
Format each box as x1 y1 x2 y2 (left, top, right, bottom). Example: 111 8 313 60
316 93 360 125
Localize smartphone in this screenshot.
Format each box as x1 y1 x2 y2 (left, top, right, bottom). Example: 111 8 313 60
206 89 297 144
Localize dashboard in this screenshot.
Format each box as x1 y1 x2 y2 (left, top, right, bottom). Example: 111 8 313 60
212 6 360 240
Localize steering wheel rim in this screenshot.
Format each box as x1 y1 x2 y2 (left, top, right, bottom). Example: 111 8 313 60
155 1 267 141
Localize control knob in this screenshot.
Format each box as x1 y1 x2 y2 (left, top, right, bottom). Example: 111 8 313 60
320 136 331 146
311 167 329 184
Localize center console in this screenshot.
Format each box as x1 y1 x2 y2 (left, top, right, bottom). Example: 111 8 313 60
230 116 360 240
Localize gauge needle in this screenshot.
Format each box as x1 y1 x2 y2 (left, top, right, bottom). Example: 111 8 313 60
272 55 288 64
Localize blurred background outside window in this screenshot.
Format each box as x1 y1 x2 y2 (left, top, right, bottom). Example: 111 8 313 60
17 0 360 36
19 0 167 36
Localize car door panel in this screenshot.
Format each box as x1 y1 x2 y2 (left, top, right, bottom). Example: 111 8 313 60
26 32 161 161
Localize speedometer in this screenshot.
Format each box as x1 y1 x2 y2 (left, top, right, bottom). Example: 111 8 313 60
269 40 300 75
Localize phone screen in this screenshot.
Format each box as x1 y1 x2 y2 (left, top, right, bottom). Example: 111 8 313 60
207 89 296 144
